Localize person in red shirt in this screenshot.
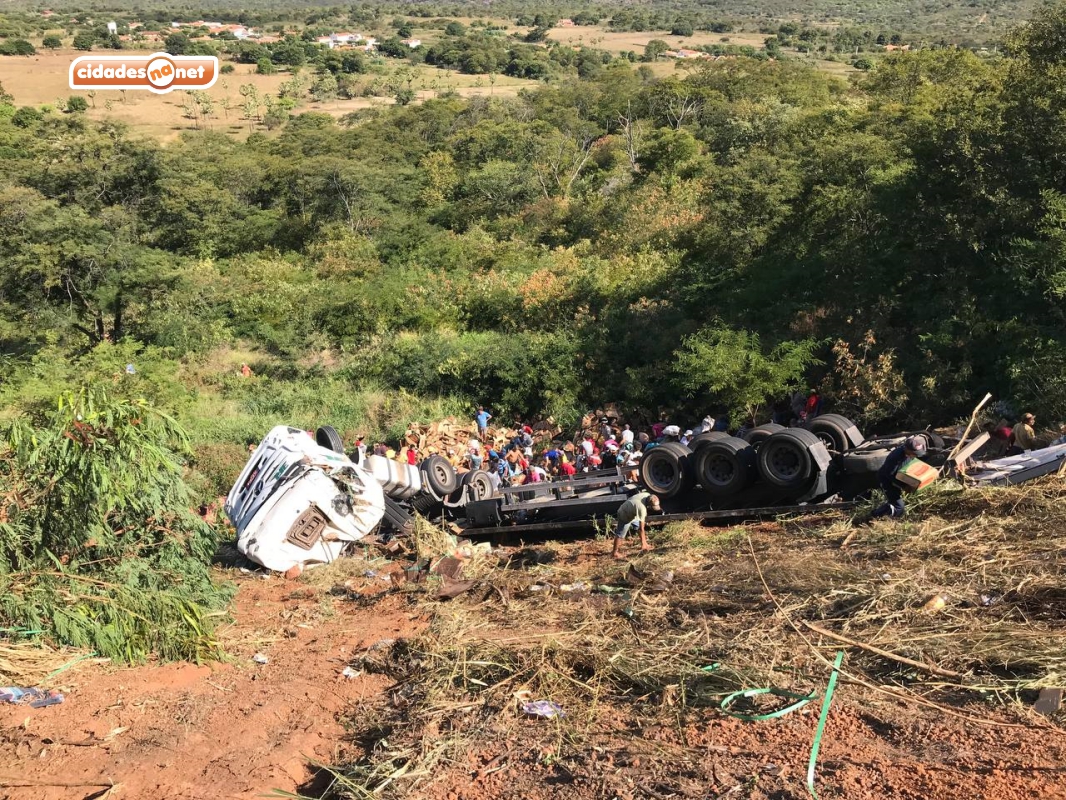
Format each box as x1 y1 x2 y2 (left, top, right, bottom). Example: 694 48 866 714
804 389 822 420
407 446 418 466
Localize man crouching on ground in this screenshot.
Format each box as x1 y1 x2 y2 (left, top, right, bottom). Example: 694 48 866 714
612 492 661 560
871 435 927 520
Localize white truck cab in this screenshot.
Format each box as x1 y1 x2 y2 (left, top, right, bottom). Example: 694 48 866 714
224 426 388 572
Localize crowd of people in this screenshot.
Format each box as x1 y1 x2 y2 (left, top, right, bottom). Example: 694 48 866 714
341 399 1066 501
348 397 833 495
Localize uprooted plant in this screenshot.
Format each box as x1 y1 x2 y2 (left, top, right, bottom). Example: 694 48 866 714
0 388 233 662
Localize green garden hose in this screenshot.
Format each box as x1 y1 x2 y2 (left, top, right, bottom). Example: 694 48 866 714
807 651 845 799
719 686 817 721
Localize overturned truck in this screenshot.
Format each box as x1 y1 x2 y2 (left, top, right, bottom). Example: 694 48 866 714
225 415 956 572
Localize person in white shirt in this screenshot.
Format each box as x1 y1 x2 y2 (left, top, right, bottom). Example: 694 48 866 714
620 424 634 446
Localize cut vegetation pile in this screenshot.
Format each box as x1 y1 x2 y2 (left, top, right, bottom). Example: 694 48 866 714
0 390 233 664
322 476 1066 798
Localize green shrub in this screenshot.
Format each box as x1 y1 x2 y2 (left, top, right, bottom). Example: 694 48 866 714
0 389 233 662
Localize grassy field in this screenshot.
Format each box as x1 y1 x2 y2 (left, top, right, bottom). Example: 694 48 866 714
546 25 771 53
0 50 537 141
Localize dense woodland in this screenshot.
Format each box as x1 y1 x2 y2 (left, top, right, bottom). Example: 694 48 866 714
0 0 1039 42
1 3 1066 474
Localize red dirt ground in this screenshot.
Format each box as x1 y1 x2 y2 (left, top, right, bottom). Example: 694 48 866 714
0 576 426 800
3 553 1066 800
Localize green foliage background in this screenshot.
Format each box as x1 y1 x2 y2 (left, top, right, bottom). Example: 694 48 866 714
2 2 1066 485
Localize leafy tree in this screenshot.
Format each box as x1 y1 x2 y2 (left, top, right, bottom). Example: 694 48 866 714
165 32 190 54
397 23 413 38
43 35 63 49
341 51 367 73
256 57 276 75
0 80 12 104
395 87 416 106
263 106 288 129
445 21 466 36
0 39 36 56
311 72 339 103
671 21 695 37
72 32 95 50
66 95 89 113
377 36 410 58
10 106 42 127
643 39 670 61
674 325 822 424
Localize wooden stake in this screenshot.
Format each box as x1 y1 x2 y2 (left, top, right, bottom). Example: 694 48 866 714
801 620 963 679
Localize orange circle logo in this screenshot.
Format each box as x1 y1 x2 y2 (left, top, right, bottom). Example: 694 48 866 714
145 55 176 89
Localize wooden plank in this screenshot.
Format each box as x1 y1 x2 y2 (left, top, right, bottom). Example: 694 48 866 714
951 431 990 466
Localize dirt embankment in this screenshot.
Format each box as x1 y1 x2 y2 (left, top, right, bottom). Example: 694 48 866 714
0 578 424 800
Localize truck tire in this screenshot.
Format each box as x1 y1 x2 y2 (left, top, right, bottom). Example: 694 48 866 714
806 414 862 454
744 423 784 450
420 455 458 498
841 447 891 477
315 426 345 454
695 437 756 498
688 430 728 454
638 442 694 499
758 428 826 490
463 469 496 501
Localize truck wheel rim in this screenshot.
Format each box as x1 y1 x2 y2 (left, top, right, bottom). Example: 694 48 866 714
705 454 734 486
769 447 802 479
813 431 835 451
650 460 676 487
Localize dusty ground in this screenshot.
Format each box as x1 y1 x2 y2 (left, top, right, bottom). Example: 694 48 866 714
0 51 534 142
4 482 1066 800
0 575 426 800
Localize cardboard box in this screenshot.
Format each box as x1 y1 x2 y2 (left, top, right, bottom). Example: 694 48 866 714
896 458 938 491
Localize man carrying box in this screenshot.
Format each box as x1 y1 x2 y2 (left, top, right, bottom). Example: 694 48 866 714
871 435 930 519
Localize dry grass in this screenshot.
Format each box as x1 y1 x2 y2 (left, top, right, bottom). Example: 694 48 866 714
0 51 538 143
0 641 94 686
324 476 1066 796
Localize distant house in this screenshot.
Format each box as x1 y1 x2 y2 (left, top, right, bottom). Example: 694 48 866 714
257 35 280 44
316 32 365 49
361 37 377 51
675 48 710 59
106 21 117 33
41 9 55 17
558 18 575 27
401 37 422 48
883 44 911 51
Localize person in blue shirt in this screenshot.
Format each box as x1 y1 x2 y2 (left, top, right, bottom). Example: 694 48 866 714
475 406 492 438
871 435 926 519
